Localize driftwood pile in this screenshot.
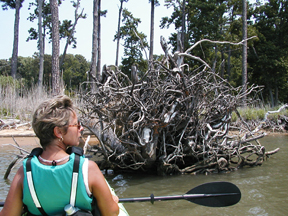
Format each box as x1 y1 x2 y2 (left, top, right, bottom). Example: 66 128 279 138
79 39 280 175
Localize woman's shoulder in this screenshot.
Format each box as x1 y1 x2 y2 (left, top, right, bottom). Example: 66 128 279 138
87 159 100 170
12 165 24 188
17 165 24 178
87 160 104 182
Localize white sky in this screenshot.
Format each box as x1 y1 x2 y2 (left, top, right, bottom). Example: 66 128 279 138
0 0 174 66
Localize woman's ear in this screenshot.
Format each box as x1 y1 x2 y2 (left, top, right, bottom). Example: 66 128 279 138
54 126 63 139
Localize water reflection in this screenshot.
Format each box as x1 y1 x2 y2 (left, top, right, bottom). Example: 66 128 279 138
1 135 288 215
106 135 288 216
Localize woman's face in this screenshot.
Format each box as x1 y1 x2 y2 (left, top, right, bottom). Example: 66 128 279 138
62 112 83 147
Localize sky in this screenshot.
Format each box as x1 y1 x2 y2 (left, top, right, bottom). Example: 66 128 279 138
0 0 174 66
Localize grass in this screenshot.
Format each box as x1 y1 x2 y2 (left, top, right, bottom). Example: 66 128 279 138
232 105 288 122
0 77 287 124
0 85 49 122
0 76 82 122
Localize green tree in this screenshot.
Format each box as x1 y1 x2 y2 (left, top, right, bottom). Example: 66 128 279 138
161 0 260 90
17 55 39 88
59 0 86 69
0 59 11 76
27 0 86 88
61 54 89 90
115 8 148 77
161 0 229 70
43 54 52 88
249 0 288 105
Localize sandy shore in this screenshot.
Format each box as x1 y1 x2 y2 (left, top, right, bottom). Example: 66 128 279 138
0 126 37 146
0 126 100 147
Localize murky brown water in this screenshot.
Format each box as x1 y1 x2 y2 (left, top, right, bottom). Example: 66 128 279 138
1 135 288 215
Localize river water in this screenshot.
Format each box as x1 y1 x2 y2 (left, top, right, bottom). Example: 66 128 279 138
1 135 287 216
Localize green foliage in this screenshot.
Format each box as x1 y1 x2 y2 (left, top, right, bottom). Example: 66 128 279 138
116 8 149 75
0 75 20 89
0 59 11 76
26 0 51 43
248 0 288 105
61 54 89 90
26 0 86 49
0 53 89 93
161 0 288 105
17 56 38 87
59 19 77 48
0 0 24 10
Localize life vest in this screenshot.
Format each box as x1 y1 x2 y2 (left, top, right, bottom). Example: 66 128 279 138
22 147 99 216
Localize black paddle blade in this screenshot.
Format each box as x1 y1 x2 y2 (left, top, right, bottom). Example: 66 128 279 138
185 181 241 207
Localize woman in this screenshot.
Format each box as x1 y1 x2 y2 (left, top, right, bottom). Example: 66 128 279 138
0 95 119 216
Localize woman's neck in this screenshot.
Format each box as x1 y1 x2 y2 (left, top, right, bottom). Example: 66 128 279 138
39 145 70 166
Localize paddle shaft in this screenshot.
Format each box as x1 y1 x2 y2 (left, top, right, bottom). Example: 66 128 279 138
119 192 239 203
0 193 239 208
0 181 241 208
0 193 238 206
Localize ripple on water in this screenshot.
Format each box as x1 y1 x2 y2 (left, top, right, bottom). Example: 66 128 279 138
248 189 264 199
248 206 268 216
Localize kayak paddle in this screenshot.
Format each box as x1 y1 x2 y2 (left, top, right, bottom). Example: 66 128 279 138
0 181 241 208
119 181 241 207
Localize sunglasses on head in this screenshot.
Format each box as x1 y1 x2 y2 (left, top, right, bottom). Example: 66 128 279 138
68 121 82 130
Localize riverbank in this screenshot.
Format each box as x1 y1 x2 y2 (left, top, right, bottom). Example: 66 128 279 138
0 126 100 147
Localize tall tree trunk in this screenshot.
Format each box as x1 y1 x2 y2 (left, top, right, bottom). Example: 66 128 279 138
115 0 124 66
50 0 60 95
97 0 101 81
268 86 274 107
90 0 98 91
227 44 231 82
38 0 44 89
149 0 155 64
220 49 224 78
11 0 21 79
242 0 247 99
181 0 185 52
228 6 235 83
212 45 218 72
275 85 278 107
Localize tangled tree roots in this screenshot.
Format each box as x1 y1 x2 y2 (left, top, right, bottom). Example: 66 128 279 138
80 39 281 175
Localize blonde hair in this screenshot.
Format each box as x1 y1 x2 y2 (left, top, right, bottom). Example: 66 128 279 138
32 95 75 148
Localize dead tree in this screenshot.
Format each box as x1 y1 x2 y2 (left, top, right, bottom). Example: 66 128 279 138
78 38 281 175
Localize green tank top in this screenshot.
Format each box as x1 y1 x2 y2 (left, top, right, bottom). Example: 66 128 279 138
22 153 93 215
